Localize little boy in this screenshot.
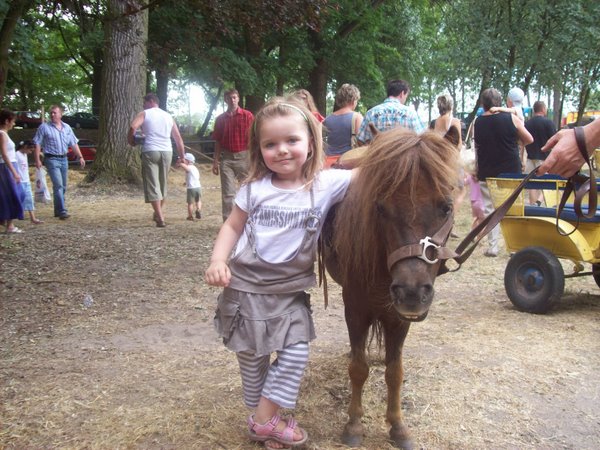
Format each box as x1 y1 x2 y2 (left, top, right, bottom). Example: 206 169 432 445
177 152 202 221
15 140 43 224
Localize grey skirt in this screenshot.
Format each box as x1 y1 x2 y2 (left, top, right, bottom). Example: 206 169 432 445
214 288 316 357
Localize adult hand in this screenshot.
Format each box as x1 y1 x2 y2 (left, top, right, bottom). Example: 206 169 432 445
79 157 86 169
205 260 231 287
536 129 583 178
212 160 219 175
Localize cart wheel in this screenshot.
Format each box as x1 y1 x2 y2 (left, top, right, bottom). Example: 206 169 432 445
592 264 600 289
504 247 564 313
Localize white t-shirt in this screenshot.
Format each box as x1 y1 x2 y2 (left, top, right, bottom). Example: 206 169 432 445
186 165 201 189
234 169 352 263
15 151 30 182
141 107 174 152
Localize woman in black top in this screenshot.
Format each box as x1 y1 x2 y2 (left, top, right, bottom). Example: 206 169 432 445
474 88 533 256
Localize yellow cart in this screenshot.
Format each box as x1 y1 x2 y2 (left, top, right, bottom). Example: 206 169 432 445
487 174 600 313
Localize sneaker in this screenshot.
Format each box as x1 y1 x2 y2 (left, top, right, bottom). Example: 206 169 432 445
195 210 202 219
58 214 70 220
484 248 499 257
186 216 194 221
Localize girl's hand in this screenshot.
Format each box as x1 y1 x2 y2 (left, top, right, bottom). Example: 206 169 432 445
205 260 231 287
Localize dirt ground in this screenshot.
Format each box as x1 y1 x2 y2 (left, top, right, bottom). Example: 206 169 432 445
1 161 599 450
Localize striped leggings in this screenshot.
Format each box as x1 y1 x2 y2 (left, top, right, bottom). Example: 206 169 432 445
236 341 309 409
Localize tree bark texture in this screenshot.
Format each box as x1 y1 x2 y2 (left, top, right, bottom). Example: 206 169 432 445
0 0 31 106
88 0 148 184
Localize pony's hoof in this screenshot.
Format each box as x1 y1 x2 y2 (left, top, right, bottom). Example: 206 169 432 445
390 425 413 450
342 423 364 448
341 432 363 448
390 436 414 450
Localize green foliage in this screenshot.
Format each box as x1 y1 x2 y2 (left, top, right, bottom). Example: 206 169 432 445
5 8 91 111
2 0 599 123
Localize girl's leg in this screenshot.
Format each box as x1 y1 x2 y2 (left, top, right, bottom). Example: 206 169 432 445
29 210 42 224
251 342 309 446
236 350 271 409
260 342 309 410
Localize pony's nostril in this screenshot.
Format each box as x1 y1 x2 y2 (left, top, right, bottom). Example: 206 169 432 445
391 283 434 304
419 284 434 303
390 284 405 300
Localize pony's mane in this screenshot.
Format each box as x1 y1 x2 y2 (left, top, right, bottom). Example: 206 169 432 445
333 129 459 284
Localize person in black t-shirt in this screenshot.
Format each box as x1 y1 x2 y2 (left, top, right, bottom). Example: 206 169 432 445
524 101 556 205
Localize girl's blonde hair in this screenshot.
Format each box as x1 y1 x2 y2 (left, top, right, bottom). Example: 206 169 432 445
246 96 324 185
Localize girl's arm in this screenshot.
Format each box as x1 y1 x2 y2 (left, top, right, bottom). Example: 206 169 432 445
205 204 248 287
490 106 516 116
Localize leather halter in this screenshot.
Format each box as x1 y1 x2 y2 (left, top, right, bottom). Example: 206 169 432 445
386 214 455 271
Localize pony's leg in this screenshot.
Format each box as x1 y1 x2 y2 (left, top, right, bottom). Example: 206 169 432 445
342 303 371 447
383 321 413 450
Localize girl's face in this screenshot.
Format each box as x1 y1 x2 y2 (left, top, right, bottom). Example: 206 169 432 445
259 113 312 183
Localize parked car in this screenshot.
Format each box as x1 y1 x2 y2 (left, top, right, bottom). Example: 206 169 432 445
62 112 99 129
67 139 97 163
14 111 42 128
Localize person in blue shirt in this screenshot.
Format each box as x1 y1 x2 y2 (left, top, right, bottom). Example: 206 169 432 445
356 79 425 145
33 105 84 220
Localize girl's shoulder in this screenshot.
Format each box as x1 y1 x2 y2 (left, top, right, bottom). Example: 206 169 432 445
315 168 352 187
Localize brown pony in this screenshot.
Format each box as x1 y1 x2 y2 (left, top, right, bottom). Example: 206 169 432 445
322 127 459 449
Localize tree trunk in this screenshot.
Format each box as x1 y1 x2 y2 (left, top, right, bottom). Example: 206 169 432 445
91 52 103 116
156 69 169 110
308 56 327 116
87 0 148 184
307 30 327 116
0 0 31 106
198 84 222 137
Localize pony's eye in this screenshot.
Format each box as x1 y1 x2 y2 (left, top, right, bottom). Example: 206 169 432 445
375 202 387 217
441 201 453 216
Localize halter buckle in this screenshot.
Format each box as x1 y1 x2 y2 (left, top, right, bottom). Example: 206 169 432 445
418 236 439 264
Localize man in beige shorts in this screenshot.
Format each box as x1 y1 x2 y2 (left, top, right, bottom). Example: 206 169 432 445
128 93 185 227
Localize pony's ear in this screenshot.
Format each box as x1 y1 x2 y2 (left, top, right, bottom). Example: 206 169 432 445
368 122 379 138
444 126 460 147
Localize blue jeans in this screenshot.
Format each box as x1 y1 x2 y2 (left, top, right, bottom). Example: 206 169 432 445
44 157 68 217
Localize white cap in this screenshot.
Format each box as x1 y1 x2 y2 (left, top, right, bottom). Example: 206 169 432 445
184 153 195 163
507 87 524 106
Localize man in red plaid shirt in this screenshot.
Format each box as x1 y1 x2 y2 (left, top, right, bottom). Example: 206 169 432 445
212 89 254 221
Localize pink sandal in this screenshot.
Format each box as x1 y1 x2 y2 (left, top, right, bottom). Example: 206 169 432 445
247 414 308 447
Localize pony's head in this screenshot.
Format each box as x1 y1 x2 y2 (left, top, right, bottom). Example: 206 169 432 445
333 128 459 321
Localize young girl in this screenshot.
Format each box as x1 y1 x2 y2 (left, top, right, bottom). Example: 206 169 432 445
0 109 24 233
16 140 43 224
205 97 357 449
